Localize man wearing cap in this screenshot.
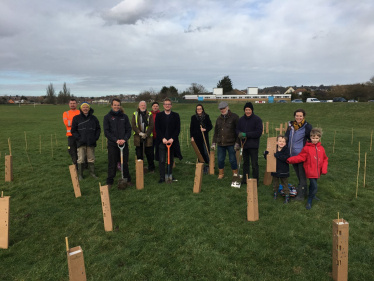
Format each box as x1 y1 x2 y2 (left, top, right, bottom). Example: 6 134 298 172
235 102 263 183
211 101 239 179
71 102 101 181
62 99 80 169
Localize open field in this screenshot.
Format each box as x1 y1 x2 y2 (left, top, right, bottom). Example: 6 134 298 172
0 102 374 280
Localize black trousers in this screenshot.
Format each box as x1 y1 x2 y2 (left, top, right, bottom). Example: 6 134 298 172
158 143 175 179
135 142 155 171
242 148 259 181
67 136 78 165
107 145 131 185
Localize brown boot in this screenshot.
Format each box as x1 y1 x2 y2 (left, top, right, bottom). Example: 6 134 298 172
218 169 224 179
232 169 238 176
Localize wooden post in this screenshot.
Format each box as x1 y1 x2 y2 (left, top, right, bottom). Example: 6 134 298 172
263 171 272 185
266 137 277 172
191 140 205 163
0 193 10 249
279 124 283 136
193 163 204 193
5 138 13 182
136 160 144 190
247 178 259 221
66 240 87 281
356 160 360 198
100 184 113 231
266 122 269 134
69 165 81 198
332 218 349 281
363 153 367 187
284 122 287 132
209 150 215 175
358 142 360 162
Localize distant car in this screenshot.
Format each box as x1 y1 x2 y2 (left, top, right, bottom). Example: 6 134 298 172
291 99 303 103
277 100 287 103
333 97 347 102
319 100 327 102
306 98 320 103
348 99 358 103
368 100 374 103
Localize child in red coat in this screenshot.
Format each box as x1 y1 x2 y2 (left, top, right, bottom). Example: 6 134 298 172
287 128 328 210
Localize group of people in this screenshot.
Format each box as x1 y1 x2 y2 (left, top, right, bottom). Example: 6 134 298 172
63 98 328 209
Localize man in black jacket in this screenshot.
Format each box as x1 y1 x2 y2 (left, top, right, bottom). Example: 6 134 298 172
235 102 263 183
155 98 183 183
103 98 132 189
71 102 101 181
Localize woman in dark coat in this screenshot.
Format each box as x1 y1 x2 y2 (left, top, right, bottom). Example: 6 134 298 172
190 104 213 173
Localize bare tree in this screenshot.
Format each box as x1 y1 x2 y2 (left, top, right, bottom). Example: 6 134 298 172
46 83 56 104
185 83 207 95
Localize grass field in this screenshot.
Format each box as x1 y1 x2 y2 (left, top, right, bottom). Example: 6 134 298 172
0 102 373 280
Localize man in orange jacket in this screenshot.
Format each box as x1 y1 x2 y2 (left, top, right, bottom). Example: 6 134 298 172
63 99 80 168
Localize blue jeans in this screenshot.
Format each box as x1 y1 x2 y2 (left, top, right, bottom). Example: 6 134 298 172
217 145 237 170
308 178 318 203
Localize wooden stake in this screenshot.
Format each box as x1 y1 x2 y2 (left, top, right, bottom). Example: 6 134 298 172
337 212 339 221
358 142 360 162
24 131 28 151
55 133 57 145
65 237 69 252
266 122 269 134
333 130 336 153
351 128 353 145
8 138 12 156
39 135 41 154
51 134 53 158
363 152 367 187
356 160 359 198
1 191 3 198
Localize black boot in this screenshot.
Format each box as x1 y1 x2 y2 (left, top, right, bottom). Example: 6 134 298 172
88 163 98 179
78 163 84 181
294 186 305 201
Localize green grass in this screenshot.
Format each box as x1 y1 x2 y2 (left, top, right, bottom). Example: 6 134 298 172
0 102 373 280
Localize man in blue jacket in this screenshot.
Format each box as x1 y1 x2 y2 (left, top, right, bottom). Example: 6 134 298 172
235 102 263 183
103 98 132 189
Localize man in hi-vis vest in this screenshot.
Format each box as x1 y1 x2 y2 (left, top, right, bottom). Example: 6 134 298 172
63 99 80 168
131 101 155 172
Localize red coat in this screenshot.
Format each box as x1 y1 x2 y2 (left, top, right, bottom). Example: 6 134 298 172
151 110 160 139
287 142 328 179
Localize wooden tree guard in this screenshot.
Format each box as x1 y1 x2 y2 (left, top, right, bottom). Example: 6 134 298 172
266 137 277 172
193 163 204 193
247 178 259 221
69 165 81 198
67 244 87 281
191 140 205 163
0 194 10 249
5 155 13 182
100 184 113 232
209 150 215 175
263 171 272 185
332 218 349 281
136 160 144 190
266 122 269 133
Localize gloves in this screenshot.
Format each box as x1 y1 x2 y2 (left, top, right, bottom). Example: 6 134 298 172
211 143 216 150
139 132 147 139
234 143 240 151
238 132 246 139
263 151 269 160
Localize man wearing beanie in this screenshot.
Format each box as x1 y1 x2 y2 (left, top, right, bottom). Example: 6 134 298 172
235 102 263 183
71 102 101 180
211 101 239 179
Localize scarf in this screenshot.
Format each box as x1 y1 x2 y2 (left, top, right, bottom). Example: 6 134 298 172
111 109 120 115
195 112 206 128
139 110 149 127
293 119 305 131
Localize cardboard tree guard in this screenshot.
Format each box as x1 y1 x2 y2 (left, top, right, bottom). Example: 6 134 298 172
0 196 10 249
100 185 113 232
67 246 87 281
136 160 144 190
209 150 215 175
191 140 205 163
266 137 277 172
263 170 273 185
332 219 349 281
69 165 81 198
193 163 204 193
247 179 259 221
5 156 13 182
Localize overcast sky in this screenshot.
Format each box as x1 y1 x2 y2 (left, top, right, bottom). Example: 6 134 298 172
1 0 373 97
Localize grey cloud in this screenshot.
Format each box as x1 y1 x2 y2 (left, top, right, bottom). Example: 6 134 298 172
184 25 212 33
